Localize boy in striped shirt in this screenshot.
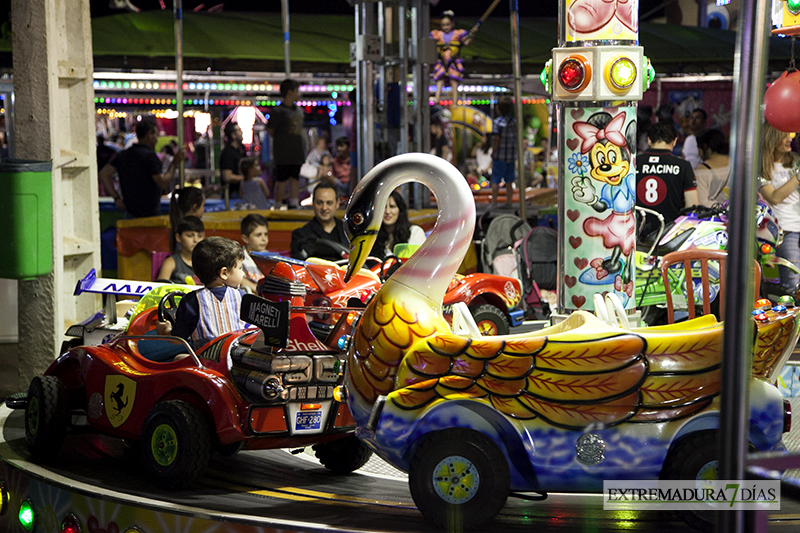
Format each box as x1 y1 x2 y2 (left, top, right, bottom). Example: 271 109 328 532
157 237 248 347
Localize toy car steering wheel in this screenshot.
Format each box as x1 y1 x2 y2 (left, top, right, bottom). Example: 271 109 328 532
380 255 402 282
157 291 185 326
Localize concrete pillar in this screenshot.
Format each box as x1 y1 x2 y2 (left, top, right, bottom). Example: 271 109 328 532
11 0 100 390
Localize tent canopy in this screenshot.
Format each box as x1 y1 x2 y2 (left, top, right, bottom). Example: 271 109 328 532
0 12 793 74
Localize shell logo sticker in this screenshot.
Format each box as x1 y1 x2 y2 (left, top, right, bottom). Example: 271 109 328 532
104 375 136 428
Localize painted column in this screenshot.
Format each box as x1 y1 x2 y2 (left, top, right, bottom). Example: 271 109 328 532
549 1 651 313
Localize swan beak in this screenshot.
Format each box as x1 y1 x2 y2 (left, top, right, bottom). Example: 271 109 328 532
345 233 376 282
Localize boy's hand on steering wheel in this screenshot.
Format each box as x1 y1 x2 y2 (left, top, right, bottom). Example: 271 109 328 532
156 320 172 336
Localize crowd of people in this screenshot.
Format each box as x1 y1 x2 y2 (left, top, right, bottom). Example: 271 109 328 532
97 62 800 323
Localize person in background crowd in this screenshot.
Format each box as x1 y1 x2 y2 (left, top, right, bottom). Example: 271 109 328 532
491 95 517 209
239 157 270 210
636 105 654 154
305 135 330 168
240 213 269 293
374 189 426 260
343 91 358 185
635 122 698 237
169 186 205 253
96 134 118 171
472 134 493 181
331 136 352 197
430 10 474 104
682 108 707 169
96 134 118 196
430 121 452 164
267 78 305 209
758 122 800 289
160 140 177 172
316 153 336 187
99 120 185 219
694 129 730 207
290 182 349 261
156 216 204 284
219 122 245 197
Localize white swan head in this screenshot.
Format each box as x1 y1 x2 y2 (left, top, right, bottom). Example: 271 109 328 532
343 153 476 305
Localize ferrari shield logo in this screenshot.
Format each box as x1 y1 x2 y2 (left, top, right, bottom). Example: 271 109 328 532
104 375 136 428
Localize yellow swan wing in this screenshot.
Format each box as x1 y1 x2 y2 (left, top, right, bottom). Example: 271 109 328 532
753 310 800 379
534 333 645 372
640 368 721 407
517 391 640 428
527 361 647 402
348 286 451 403
643 325 723 373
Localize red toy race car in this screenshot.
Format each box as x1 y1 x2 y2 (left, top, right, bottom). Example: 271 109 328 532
252 251 524 337
8 263 370 488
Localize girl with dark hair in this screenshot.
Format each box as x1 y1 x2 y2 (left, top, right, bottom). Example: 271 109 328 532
239 157 270 210
169 186 205 252
374 190 426 259
694 129 730 207
157 216 205 284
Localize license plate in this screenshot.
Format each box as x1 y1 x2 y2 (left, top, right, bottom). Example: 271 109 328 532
295 410 322 430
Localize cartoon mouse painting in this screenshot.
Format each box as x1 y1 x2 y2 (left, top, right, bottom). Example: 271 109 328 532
569 111 636 297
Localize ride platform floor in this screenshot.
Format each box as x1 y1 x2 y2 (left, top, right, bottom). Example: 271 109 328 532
2 403 800 532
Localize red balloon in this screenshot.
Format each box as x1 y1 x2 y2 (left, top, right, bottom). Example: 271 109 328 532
765 70 800 132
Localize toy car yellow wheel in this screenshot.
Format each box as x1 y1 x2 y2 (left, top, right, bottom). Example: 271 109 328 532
409 428 509 529
661 431 754 533
25 376 68 458
141 400 211 488
470 304 509 336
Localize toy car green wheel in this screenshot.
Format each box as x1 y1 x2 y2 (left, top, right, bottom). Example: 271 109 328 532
141 400 211 488
470 304 509 336
25 376 68 458
409 428 509 530
313 435 373 474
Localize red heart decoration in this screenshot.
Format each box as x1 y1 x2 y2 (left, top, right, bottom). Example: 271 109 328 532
565 275 577 288
571 108 585 119
574 257 588 269
566 138 580 151
569 236 582 249
567 209 580 222
572 295 586 308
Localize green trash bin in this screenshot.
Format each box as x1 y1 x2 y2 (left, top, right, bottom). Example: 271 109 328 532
0 159 53 279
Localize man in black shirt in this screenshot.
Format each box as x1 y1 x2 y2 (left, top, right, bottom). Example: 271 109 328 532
99 121 184 218
219 122 245 197
635 122 698 238
290 182 349 261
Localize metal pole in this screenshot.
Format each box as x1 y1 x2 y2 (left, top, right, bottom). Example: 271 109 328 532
510 0 526 221
378 2 387 162
718 1 770 531
174 0 184 186
415 0 431 208
282 0 291 77
399 0 409 156
356 2 376 185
